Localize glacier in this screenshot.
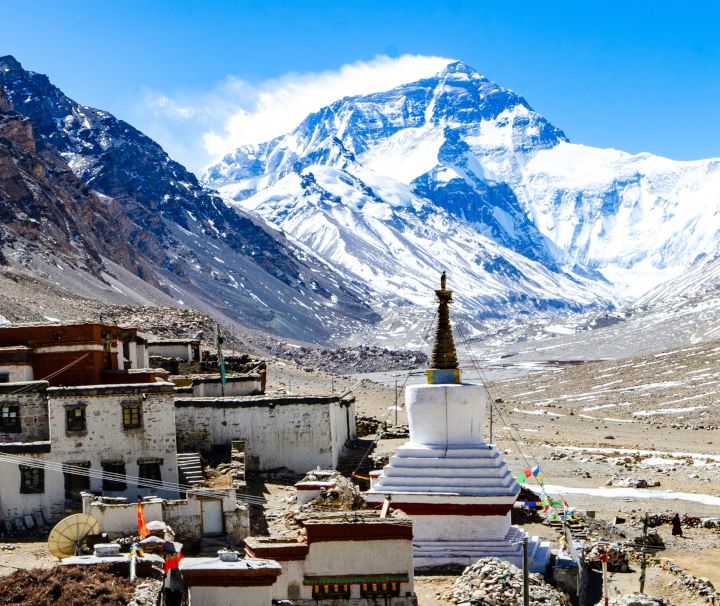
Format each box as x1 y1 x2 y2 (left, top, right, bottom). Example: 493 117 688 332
204 60 720 333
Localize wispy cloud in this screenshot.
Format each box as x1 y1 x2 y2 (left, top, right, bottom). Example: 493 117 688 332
133 54 452 174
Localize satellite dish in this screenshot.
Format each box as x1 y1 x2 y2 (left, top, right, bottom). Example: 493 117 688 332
47 513 101 560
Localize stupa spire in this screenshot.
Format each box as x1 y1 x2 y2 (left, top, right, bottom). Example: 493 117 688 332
427 271 461 385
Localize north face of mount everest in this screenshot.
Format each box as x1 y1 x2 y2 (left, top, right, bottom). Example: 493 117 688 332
206 61 720 323
2 55 720 344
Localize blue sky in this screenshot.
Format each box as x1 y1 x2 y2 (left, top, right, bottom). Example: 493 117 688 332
2 1 719 173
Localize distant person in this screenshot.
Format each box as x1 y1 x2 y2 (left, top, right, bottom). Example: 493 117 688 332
671 513 683 536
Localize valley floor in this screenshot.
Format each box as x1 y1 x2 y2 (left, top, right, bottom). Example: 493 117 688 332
2 339 719 604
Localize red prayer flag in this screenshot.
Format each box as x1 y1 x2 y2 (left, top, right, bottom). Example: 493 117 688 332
137 499 149 539
164 552 184 574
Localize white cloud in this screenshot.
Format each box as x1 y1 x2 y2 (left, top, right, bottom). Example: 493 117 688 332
133 54 452 174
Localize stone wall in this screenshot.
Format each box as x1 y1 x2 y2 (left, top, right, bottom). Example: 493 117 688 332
0 381 49 442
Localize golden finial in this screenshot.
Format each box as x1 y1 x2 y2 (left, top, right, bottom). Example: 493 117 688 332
427 272 460 384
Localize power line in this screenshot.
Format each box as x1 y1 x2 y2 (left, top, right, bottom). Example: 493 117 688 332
351 305 438 478
454 321 549 488
0 452 266 505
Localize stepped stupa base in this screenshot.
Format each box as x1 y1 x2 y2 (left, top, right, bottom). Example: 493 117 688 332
412 526 550 573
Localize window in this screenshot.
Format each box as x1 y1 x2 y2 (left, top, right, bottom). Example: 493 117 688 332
20 465 44 494
0 374 9 383
65 406 86 432
0 405 21 432
122 404 142 429
102 461 127 492
64 461 91 499
138 461 162 483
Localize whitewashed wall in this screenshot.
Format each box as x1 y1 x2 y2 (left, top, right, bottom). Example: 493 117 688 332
188 585 270 606
148 343 193 361
0 364 33 383
46 382 180 500
302 539 414 599
85 491 249 542
0 451 65 522
191 375 262 398
175 396 355 474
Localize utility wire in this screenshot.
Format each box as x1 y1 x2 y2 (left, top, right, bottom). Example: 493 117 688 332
0 452 266 505
455 321 550 489
350 306 438 478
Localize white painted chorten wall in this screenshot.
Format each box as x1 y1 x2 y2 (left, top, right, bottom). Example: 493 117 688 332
367 275 550 571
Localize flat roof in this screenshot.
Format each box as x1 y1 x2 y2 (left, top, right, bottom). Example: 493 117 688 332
180 556 281 571
146 337 200 345
174 394 347 408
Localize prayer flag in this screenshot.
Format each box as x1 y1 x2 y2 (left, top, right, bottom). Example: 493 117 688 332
137 499 149 539
515 472 526 484
531 466 541 477
164 552 184 574
523 469 533 478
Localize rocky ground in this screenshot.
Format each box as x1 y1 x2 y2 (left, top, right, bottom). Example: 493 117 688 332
3 279 720 604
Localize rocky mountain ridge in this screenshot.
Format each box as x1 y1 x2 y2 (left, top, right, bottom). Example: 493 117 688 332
0 55 378 343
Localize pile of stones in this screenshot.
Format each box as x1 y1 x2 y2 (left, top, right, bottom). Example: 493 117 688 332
611 477 661 488
660 560 718 604
440 558 571 605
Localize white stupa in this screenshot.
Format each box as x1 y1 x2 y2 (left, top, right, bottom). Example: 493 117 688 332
367 274 550 572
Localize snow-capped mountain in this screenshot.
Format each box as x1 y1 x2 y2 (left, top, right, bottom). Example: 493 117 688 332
205 61 720 330
0 55 378 342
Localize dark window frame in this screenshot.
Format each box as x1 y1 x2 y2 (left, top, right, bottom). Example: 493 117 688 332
65 405 87 433
138 461 162 483
19 465 44 494
0 404 21 433
101 461 127 492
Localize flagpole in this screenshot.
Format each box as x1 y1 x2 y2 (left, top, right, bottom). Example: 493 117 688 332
216 323 226 397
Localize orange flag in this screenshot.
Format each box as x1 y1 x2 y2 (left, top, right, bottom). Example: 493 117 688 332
137 499 149 538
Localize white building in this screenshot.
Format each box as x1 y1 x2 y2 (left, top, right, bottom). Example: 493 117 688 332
0 381 181 524
180 550 282 606
174 394 356 473
366 275 550 572
245 511 417 605
147 337 201 362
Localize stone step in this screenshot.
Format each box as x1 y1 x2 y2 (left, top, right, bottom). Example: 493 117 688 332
177 452 204 487
394 446 503 459
381 476 515 494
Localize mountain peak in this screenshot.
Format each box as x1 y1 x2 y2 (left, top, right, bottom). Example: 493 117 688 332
0 56 23 72
439 60 487 81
